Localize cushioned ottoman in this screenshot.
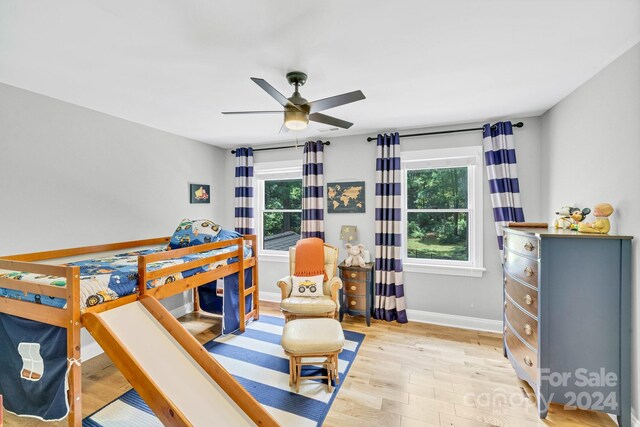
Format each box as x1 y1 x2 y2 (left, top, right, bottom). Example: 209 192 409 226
280 318 345 392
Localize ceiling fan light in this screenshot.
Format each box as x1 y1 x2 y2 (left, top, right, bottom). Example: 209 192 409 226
284 110 309 130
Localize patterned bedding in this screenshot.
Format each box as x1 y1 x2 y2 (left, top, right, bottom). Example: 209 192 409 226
0 243 252 310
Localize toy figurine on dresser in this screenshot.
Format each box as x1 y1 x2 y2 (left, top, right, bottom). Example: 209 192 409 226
578 203 614 234
568 206 590 230
554 205 573 229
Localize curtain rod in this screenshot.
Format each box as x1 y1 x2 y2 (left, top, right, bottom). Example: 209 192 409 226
365 122 524 142
230 141 330 154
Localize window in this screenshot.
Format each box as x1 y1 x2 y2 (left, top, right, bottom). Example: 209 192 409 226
18 342 44 381
402 146 484 277
255 160 302 256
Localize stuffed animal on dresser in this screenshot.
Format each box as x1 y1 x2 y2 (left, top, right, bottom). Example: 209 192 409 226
344 243 366 268
554 205 573 229
578 203 614 234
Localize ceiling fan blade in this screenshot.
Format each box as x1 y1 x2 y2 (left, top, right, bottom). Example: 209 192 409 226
251 78 301 110
309 112 353 129
279 122 289 134
221 110 282 115
307 90 365 114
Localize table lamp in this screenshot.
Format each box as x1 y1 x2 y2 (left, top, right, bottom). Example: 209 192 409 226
340 225 358 245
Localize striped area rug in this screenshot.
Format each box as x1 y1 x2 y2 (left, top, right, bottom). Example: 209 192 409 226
83 316 364 426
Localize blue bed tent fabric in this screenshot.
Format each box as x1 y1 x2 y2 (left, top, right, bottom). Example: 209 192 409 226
198 266 253 335
0 313 68 421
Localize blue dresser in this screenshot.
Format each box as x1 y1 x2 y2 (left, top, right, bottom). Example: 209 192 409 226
502 227 632 426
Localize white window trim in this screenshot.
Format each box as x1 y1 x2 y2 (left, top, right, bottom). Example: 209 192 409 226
254 159 302 259
401 146 485 277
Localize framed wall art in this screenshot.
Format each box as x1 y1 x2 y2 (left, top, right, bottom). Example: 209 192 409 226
327 181 365 213
190 183 210 204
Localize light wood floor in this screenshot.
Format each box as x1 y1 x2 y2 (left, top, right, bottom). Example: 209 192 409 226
4 302 615 426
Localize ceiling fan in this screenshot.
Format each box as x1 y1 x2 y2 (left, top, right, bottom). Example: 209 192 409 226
222 71 365 132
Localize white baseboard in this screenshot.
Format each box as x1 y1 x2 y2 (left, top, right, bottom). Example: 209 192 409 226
406 308 503 333
169 301 194 319
80 330 104 361
80 302 194 361
259 291 281 303
258 291 502 334
632 412 639 427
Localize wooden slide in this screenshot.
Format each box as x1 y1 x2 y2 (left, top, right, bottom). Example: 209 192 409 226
83 295 278 427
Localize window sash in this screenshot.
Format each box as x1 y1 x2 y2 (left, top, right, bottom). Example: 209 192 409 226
254 161 303 255
402 150 480 269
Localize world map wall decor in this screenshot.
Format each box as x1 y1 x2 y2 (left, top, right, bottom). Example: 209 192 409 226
327 181 365 213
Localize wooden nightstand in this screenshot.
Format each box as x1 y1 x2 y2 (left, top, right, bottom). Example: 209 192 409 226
338 261 374 326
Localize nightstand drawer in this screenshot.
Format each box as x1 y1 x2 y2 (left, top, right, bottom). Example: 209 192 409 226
505 250 539 288
505 297 538 350
344 280 367 296
505 275 538 318
342 269 367 281
505 324 538 383
346 295 367 311
504 232 540 258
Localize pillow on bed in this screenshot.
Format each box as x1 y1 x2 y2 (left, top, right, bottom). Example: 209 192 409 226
169 218 222 249
290 274 324 297
214 228 243 242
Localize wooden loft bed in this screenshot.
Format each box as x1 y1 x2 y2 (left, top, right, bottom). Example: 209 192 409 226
0 235 260 427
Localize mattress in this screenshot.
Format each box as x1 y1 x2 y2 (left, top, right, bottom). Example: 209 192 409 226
0 243 252 310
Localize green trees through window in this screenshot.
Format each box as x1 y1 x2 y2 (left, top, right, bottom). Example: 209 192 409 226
406 167 469 261
263 179 302 250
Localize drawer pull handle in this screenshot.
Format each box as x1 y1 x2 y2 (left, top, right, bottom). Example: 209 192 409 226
524 266 534 277
524 294 533 305
350 285 357 291
524 242 535 252
523 356 533 367
504 300 507 309
503 325 507 334
350 273 357 278
350 300 356 306
524 324 532 336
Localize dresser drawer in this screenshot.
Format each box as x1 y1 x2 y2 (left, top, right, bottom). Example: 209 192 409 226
505 298 538 349
505 275 538 318
505 250 539 288
344 280 367 296
342 269 367 282
504 232 540 258
505 325 538 383
346 295 367 311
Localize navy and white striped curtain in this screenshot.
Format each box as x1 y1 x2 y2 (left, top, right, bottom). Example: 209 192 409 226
301 141 325 240
374 133 407 323
234 147 254 235
483 122 524 252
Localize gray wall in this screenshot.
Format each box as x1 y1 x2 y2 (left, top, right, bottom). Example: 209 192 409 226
0 82 226 313
540 42 640 424
222 117 543 322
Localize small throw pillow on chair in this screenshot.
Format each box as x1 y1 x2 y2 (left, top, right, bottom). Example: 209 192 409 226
290 274 324 297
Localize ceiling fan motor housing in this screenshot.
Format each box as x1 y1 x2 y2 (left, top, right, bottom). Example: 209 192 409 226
285 75 310 130
286 71 307 87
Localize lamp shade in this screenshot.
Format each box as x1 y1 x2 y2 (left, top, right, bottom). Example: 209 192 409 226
340 225 358 243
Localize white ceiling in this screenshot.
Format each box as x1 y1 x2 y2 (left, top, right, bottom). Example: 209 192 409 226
1 1 639 148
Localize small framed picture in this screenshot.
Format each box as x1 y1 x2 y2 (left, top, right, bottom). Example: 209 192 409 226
327 181 365 213
190 184 210 204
